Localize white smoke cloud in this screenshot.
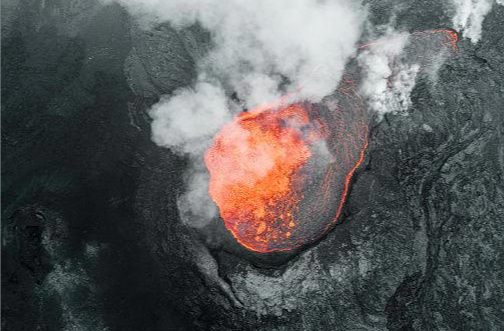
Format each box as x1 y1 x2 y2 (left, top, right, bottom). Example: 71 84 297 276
111 0 364 104
177 164 218 228
451 0 502 42
105 0 366 227
149 79 231 155
357 33 420 117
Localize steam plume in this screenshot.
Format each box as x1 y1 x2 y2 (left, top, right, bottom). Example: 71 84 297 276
451 0 503 42
107 0 366 227
357 33 419 117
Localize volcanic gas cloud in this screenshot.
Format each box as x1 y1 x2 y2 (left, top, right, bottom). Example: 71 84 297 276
205 30 458 253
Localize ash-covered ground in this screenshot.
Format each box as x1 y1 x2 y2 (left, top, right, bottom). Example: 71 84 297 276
2 0 504 330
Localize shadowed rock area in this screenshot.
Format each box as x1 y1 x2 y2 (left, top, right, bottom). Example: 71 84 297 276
2 0 503 330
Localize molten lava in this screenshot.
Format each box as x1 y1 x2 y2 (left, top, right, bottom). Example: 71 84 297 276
205 103 323 252
204 29 458 253
205 91 369 252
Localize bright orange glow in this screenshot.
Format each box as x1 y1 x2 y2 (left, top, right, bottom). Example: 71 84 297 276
205 91 368 252
204 29 458 253
205 103 324 252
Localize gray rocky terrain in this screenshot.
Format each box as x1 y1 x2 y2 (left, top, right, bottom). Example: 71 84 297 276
2 0 503 330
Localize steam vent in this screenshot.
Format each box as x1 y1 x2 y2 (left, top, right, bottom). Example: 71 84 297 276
2 1 504 331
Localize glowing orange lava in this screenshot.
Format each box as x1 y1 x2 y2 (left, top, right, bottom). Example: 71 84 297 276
205 91 368 252
204 29 458 253
204 103 324 252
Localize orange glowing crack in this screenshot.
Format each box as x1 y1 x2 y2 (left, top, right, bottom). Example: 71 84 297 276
358 29 458 55
328 136 369 232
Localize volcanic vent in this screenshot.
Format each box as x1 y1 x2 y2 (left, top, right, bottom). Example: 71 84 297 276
204 30 458 253
205 81 369 253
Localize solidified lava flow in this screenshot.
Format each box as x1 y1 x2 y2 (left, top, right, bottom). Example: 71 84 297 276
204 30 458 253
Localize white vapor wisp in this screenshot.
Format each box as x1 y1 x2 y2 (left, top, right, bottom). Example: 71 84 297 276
149 80 231 155
107 0 366 227
112 0 365 104
451 0 503 42
357 33 420 117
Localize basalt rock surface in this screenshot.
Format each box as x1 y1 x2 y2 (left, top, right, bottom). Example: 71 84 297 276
2 0 503 330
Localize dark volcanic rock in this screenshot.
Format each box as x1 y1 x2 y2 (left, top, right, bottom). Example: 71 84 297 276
2 0 503 330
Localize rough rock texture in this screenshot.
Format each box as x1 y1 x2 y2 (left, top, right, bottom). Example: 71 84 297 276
2 0 503 330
